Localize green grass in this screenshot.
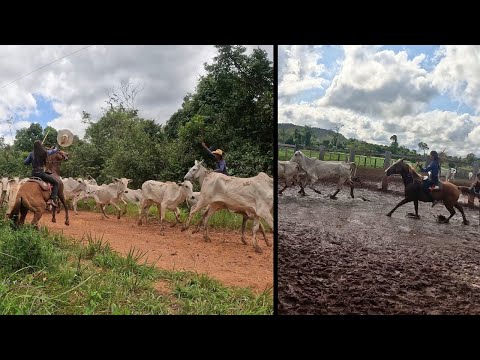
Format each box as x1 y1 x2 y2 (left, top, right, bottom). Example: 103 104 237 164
73 198 272 232
0 220 272 315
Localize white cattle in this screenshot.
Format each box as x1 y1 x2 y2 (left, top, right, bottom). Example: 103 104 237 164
278 160 306 195
87 178 130 219
469 172 473 181
71 177 100 214
138 180 194 234
186 191 201 208
290 150 357 199
0 177 9 205
4 178 28 218
445 168 457 182
62 178 87 205
182 172 273 253
121 188 144 216
184 160 270 246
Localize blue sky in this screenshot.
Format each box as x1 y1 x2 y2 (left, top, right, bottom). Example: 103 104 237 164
278 45 480 156
28 95 60 128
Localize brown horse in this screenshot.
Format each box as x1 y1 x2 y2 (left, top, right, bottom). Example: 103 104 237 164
9 151 70 228
385 158 469 224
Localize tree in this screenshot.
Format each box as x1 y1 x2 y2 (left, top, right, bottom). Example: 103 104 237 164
332 124 343 147
390 134 398 153
418 142 429 156
304 126 312 147
13 123 43 152
466 153 476 164
322 139 330 147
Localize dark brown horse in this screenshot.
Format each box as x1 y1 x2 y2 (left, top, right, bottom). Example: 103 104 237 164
9 151 70 228
385 158 469 224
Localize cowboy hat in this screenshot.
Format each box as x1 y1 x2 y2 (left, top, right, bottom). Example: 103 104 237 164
57 129 74 147
212 149 223 156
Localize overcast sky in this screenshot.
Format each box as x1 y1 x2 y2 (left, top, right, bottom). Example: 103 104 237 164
0 45 273 144
279 45 480 157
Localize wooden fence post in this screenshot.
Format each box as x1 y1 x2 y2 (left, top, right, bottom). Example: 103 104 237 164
319 145 325 160
381 151 392 191
349 149 355 163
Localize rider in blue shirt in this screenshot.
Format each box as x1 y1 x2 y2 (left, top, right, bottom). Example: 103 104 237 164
24 140 60 208
201 142 228 175
417 150 440 207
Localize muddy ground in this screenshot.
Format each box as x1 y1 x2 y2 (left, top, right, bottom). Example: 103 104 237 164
28 211 273 294
278 178 480 314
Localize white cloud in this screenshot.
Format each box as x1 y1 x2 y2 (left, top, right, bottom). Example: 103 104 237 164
279 45 480 156
279 45 329 99
320 45 437 118
432 45 480 114
0 45 272 144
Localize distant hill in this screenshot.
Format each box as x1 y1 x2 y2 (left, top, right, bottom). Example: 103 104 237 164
278 123 347 145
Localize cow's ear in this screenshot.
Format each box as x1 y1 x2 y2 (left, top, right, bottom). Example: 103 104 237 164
194 160 199 166
128 179 132 183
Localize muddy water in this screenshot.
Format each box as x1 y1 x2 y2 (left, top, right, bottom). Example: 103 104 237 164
278 182 480 314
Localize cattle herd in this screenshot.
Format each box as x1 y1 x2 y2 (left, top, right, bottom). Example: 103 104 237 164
1 160 274 253
278 150 357 199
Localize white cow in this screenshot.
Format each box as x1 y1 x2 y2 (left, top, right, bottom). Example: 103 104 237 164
290 150 357 199
278 160 306 195
186 191 201 208
0 177 9 205
445 168 457 182
120 188 144 216
71 177 101 214
138 180 194 235
61 177 88 208
182 172 273 253
87 178 130 219
4 178 28 218
469 172 473 181
184 160 270 246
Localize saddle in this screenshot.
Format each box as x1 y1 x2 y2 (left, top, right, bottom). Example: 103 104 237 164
27 177 52 192
422 176 442 192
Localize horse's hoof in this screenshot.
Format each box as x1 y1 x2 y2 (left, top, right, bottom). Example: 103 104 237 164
52 218 56 223
204 236 211 242
254 246 263 254
386 213 392 217
330 196 337 200
65 221 70 226
181 227 187 232
170 223 177 228
464 220 470 225
241 238 248 245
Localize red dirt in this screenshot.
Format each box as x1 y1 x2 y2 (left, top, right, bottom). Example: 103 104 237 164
29 211 273 294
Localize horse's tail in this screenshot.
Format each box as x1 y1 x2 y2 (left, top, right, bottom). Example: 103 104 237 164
457 186 472 195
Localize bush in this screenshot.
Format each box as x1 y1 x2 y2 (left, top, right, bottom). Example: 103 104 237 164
0 224 57 273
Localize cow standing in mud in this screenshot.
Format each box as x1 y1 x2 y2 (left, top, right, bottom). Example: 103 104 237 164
278 160 306 195
290 150 357 199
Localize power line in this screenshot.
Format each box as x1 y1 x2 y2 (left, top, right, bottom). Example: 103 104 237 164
0 45 93 90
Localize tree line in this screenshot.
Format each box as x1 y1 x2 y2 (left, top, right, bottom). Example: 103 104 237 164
279 124 477 167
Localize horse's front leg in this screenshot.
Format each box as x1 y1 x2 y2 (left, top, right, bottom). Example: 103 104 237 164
387 198 412 217
407 199 420 219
